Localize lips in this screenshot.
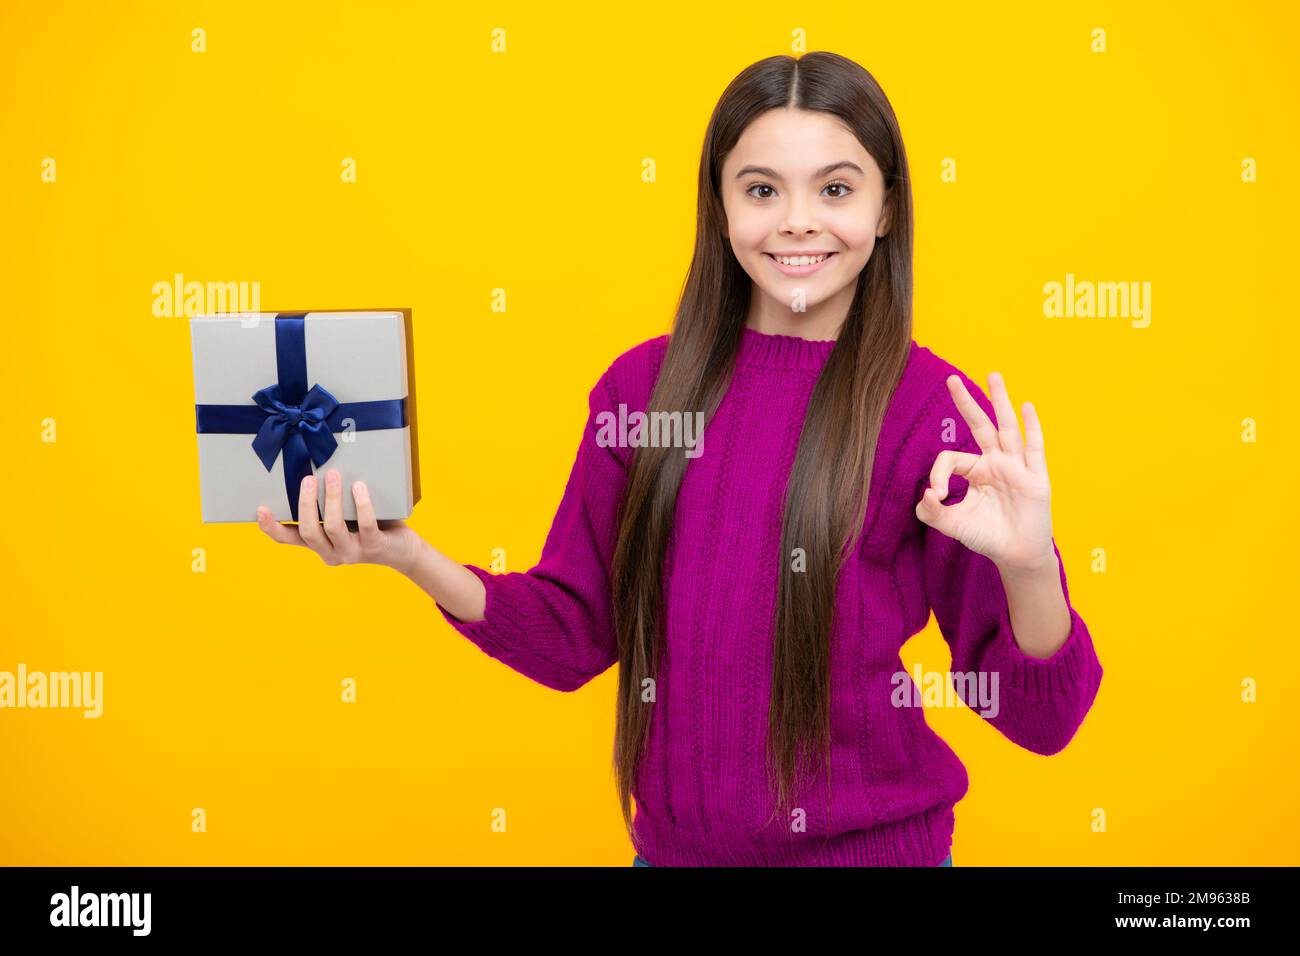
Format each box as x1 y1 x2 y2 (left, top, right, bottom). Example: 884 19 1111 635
763 252 837 277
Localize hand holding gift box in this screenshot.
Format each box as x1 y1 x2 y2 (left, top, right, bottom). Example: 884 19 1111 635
190 310 420 523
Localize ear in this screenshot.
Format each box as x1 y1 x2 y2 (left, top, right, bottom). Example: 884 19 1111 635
876 195 893 239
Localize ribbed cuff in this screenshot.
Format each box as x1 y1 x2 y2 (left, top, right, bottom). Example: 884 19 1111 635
434 563 594 691
435 563 522 663
982 600 1101 700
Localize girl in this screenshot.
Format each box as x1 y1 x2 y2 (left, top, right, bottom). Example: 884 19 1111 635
257 51 1103 868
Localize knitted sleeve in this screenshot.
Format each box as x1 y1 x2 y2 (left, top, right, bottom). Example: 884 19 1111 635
433 365 627 692
917 370 1103 755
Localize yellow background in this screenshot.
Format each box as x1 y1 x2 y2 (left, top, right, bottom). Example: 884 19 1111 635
1 1 1295 865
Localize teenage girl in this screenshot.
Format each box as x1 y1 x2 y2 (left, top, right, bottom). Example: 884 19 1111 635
257 51 1103 868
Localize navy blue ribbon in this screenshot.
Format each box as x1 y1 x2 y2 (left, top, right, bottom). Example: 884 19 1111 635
194 313 407 522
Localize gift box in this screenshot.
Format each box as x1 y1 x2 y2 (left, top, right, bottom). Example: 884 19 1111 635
190 309 420 523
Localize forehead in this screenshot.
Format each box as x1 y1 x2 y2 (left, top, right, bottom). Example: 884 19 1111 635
724 108 873 175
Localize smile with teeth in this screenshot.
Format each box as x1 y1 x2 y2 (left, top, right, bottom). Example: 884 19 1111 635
770 253 829 265
764 251 837 276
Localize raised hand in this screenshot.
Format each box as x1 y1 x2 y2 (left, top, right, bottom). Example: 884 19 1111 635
915 371 1057 576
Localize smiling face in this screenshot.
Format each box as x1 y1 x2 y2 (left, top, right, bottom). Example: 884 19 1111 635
720 107 892 339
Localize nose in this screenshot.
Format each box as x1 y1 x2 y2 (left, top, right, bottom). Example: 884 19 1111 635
780 192 820 237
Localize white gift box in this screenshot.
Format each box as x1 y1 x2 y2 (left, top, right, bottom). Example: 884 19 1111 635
190 309 421 523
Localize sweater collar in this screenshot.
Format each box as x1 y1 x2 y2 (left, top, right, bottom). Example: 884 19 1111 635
736 325 838 371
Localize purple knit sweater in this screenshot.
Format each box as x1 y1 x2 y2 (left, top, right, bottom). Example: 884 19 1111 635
436 327 1103 866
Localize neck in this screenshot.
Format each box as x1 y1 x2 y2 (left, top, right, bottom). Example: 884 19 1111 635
743 280 854 340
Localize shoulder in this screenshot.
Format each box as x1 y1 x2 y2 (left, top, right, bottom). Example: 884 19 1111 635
588 333 670 412
872 339 1001 515
580 334 669 470
893 339 999 447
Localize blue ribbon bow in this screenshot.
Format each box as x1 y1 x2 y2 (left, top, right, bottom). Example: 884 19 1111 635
251 382 340 472
195 313 407 522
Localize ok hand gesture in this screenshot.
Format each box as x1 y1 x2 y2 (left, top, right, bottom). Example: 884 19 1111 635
915 372 1057 576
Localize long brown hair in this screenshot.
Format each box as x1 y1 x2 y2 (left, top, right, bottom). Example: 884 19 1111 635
610 51 915 840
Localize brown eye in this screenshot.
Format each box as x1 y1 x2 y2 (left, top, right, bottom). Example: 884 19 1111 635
746 183 775 199
823 181 853 198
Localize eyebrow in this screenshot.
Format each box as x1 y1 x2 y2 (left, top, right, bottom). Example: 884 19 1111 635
734 161 865 180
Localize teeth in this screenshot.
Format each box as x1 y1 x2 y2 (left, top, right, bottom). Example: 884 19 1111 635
774 254 829 266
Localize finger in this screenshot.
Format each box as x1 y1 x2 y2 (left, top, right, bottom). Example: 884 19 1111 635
1022 401 1048 475
987 371 1024 459
353 480 384 555
256 506 305 546
915 485 963 537
928 449 981 499
296 474 336 560
945 374 999 455
321 469 355 557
